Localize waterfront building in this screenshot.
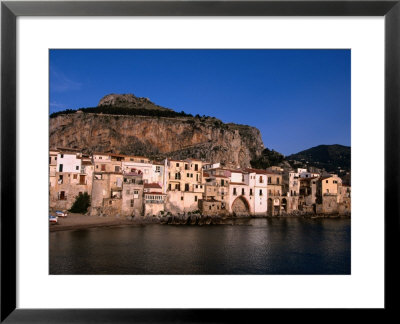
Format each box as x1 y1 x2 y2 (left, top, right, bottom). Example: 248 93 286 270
338 184 351 214
282 170 300 213
227 169 253 216
144 183 166 217
49 149 59 194
50 149 92 211
244 168 268 216
91 170 124 216
201 170 230 215
316 174 343 214
265 167 284 216
298 177 319 213
165 159 205 213
121 171 144 217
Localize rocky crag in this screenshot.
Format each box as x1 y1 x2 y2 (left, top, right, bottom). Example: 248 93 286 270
49 94 264 167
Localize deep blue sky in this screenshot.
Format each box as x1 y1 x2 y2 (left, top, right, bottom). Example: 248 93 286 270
50 49 350 156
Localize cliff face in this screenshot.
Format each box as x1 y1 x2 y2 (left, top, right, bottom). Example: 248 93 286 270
49 113 264 168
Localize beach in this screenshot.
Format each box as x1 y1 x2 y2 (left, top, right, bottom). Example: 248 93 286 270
49 212 157 232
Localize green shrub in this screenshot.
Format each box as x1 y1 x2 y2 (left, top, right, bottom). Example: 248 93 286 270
69 192 91 213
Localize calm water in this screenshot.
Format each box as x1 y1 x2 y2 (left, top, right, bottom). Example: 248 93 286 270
49 218 350 275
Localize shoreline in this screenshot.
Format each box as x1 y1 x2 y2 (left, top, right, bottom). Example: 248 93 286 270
50 212 350 232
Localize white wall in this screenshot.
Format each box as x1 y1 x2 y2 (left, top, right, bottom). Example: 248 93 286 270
56 153 81 173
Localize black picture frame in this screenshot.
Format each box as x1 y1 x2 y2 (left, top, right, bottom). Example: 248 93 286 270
1 0 399 322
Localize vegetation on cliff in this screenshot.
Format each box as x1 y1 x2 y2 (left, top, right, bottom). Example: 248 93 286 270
250 148 285 169
50 106 198 119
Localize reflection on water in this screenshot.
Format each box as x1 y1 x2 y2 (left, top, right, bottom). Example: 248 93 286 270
49 218 350 275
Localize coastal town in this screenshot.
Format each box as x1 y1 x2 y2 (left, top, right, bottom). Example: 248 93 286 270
49 147 351 221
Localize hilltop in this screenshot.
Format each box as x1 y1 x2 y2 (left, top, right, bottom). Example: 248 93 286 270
286 144 351 173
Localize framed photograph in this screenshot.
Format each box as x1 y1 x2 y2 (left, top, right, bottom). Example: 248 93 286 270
1 0 399 322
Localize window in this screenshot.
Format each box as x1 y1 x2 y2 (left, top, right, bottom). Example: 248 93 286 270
96 165 99 169
175 184 180 191
109 200 112 205
233 188 237 195
156 166 161 172
130 199 134 207
190 174 193 178
196 174 199 181
185 184 189 191
185 164 189 170
181 196 184 201
268 177 271 184
76 166 79 170
101 164 106 171
326 180 329 183
59 164 63 172
73 174 77 179
250 189 253 196
49 157 51 164
277 178 280 184
259 189 263 196
242 175 245 182
99 156 102 160
176 163 179 167
195 196 198 202
59 191 65 200
195 164 198 171
60 154 64 158
168 184 171 191
115 166 120 172
134 190 139 195
242 188 245 195
175 173 181 180
187 173 190 177
259 176 263 183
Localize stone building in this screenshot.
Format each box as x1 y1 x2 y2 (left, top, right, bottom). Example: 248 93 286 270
282 170 301 213
165 159 204 213
91 171 124 216
201 170 230 216
338 184 351 215
93 153 123 173
50 149 92 211
298 177 319 213
49 149 58 195
144 183 166 217
121 171 144 217
265 168 283 216
316 174 343 214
